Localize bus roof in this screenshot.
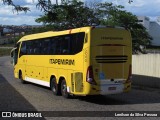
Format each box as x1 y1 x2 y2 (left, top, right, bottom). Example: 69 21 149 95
18 26 91 42
18 26 126 43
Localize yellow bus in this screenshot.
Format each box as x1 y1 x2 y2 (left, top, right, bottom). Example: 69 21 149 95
11 26 132 98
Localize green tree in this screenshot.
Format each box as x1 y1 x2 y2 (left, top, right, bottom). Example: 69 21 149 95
36 0 99 30
1 0 133 12
1 0 152 53
97 2 152 53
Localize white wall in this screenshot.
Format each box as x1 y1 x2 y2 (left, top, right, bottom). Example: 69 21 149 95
132 54 160 78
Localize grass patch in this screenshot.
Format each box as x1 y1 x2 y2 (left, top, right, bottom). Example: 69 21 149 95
0 48 12 57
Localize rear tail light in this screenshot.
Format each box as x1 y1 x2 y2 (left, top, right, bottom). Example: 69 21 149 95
86 66 97 85
126 64 132 83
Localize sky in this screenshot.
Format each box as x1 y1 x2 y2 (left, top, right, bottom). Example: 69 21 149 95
0 0 159 25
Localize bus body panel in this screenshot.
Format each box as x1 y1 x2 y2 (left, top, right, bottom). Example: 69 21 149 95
87 27 132 95
11 26 132 96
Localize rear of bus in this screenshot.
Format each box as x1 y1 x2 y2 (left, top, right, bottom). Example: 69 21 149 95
85 27 132 95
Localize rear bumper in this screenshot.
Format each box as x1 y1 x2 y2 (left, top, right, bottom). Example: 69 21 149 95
100 83 124 95
100 80 131 95
84 80 131 95
99 79 130 95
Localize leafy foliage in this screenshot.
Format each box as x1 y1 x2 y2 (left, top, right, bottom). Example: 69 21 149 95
2 0 29 13
97 2 152 53
36 0 99 30
1 0 152 54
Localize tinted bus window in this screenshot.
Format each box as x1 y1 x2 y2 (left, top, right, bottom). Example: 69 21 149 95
22 32 85 55
49 32 85 55
19 42 26 57
71 32 85 54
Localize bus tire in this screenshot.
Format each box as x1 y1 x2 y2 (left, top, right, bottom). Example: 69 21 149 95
19 71 26 84
61 79 70 98
51 78 60 95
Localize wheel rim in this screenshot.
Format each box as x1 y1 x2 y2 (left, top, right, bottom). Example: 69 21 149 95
52 84 56 92
51 79 57 93
62 82 67 95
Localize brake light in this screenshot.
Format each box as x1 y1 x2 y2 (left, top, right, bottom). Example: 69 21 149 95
86 66 97 85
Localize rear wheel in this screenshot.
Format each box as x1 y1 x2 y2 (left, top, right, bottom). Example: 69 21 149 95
51 78 60 95
61 79 70 98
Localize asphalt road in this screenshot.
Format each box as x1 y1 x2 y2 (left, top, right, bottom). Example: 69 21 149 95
0 56 160 120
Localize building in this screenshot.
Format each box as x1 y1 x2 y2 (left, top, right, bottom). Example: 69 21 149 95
137 16 160 46
149 22 160 46
137 16 150 31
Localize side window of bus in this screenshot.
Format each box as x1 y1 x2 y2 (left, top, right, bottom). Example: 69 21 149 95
50 36 63 55
31 41 36 55
71 32 85 54
58 36 70 55
26 40 42 55
49 38 57 54
19 33 85 56
55 37 63 54
52 35 70 55
34 40 41 54
41 39 50 54
19 42 26 57
13 42 20 64
26 41 32 55
63 36 70 54
48 33 85 55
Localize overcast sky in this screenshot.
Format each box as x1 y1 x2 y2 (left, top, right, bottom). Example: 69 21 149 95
0 0 159 25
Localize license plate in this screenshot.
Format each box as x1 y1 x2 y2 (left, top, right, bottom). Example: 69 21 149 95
108 87 116 90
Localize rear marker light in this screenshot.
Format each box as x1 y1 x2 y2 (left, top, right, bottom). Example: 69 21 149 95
86 66 97 85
